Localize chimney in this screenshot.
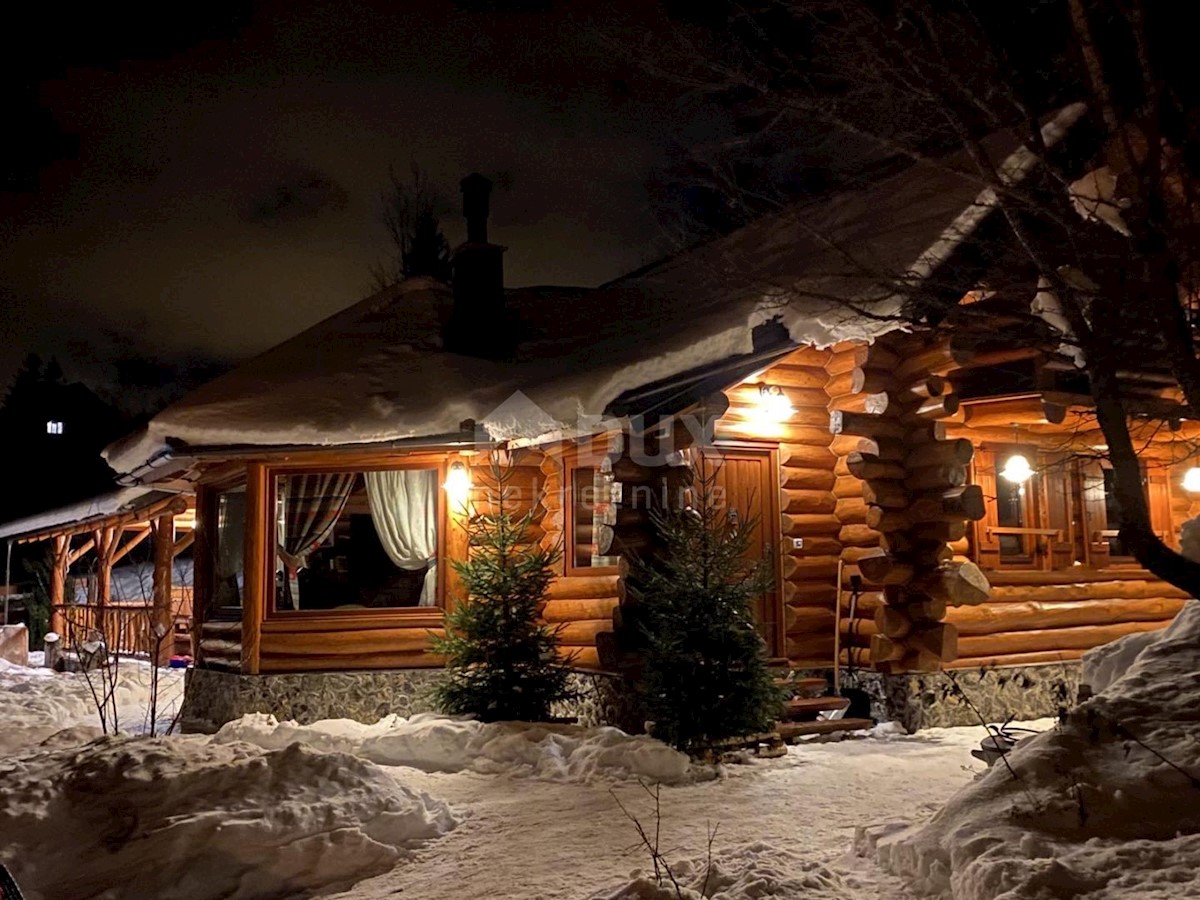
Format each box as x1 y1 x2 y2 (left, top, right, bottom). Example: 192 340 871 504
446 173 509 357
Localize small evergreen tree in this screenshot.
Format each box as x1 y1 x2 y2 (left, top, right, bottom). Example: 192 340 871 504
634 457 783 752
372 162 451 287
432 460 573 722
404 206 452 281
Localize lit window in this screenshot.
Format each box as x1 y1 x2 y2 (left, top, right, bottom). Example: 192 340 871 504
273 468 441 612
46 420 64 435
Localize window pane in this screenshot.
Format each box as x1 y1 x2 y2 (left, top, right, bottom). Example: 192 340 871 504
213 486 246 610
572 467 596 568
1103 468 1129 557
572 465 619 568
273 469 439 612
997 478 1027 559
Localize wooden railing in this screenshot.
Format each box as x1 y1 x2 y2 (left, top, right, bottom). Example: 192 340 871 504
53 603 190 660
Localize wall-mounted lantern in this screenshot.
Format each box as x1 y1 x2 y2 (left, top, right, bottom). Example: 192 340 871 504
444 460 472 510
756 384 794 423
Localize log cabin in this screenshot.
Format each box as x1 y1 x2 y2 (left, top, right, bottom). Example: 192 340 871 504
68 102 1196 732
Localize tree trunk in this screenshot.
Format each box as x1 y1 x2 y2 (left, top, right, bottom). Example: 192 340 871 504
1091 365 1200 597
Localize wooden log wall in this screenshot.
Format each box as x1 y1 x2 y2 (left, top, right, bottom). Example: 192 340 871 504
828 335 991 673
917 390 1200 670
941 571 1186 669
260 613 445 672
198 620 242 671
725 347 844 667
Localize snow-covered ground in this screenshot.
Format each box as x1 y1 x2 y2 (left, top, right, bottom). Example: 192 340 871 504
7 627 1195 900
0 654 997 899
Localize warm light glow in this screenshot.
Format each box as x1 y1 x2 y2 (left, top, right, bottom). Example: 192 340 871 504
1183 467 1200 493
1000 453 1034 484
444 460 472 509
756 384 794 422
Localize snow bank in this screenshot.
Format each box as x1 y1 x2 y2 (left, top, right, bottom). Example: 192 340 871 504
589 842 863 900
0 735 458 900
1081 627 1162 695
214 712 694 783
862 599 1200 899
0 657 184 755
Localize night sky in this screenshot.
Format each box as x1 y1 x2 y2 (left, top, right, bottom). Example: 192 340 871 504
1 2 716 406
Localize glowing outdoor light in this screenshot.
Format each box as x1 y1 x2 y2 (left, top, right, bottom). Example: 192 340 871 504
444 460 472 508
1000 453 1034 484
1183 467 1200 493
756 384 794 422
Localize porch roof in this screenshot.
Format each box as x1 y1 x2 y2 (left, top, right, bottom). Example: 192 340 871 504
0 488 189 543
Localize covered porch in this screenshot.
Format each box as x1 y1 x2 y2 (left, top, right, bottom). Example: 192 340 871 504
0 487 197 665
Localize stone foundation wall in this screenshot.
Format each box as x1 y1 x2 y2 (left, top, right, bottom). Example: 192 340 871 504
838 661 1081 732
182 666 640 734
182 660 1076 735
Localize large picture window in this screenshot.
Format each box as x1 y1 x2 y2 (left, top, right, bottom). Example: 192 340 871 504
272 467 442 612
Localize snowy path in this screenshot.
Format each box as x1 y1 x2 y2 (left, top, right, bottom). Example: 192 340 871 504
2 657 1011 899
333 730 991 899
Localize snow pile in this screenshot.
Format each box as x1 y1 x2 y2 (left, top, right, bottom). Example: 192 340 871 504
0 735 458 900
862 599 1200 899
215 712 694 783
1080 627 1163 695
589 842 863 900
0 658 184 755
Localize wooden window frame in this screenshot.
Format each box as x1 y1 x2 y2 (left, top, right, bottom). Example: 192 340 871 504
261 455 449 622
976 444 1057 571
564 450 622 577
1082 460 1171 568
974 448 1175 574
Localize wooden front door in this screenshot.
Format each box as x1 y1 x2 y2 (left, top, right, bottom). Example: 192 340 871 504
711 447 783 656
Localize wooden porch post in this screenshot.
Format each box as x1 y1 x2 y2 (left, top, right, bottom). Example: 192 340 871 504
49 534 67 637
241 463 268 675
151 514 175 666
94 527 115 643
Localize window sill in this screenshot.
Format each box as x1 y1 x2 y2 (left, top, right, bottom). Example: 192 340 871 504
262 609 445 631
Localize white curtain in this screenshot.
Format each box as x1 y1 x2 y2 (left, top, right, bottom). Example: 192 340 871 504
364 469 439 605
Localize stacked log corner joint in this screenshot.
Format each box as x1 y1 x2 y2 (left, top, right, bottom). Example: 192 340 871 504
830 340 991 673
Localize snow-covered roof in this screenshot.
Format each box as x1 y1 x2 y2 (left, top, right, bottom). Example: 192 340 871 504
0 487 166 541
104 105 1085 478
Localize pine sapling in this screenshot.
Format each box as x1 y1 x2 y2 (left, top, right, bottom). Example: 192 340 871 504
633 455 783 752
433 457 573 721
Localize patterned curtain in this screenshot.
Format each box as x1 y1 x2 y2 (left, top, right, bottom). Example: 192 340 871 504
276 474 356 608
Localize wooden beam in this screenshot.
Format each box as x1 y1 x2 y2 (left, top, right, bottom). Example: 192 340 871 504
110 526 153 566
65 538 96 567
961 396 1068 428
241 464 268 675
172 530 196 558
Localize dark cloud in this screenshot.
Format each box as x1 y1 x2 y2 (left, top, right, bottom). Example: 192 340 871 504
245 169 350 224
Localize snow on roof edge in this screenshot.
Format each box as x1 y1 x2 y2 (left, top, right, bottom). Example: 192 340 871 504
0 487 160 541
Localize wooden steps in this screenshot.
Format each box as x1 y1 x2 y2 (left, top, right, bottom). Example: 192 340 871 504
769 661 872 742
783 696 850 718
